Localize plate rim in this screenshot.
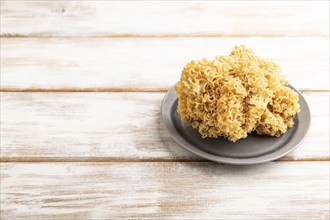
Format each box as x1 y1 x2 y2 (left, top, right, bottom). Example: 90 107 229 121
161 83 311 165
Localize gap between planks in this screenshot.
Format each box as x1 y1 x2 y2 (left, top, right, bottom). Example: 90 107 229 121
1 157 329 163
1 88 329 93
1 34 330 38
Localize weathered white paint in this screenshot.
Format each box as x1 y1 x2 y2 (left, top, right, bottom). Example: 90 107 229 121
1 162 329 219
1 37 329 91
1 92 328 162
1 1 328 37
1 2 329 219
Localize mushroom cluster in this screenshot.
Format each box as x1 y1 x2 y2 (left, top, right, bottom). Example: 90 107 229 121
175 45 300 142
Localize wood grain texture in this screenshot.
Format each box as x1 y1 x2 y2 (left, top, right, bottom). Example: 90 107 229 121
1 1 329 37
1 37 329 91
1 2 329 219
1 92 328 162
1 162 329 219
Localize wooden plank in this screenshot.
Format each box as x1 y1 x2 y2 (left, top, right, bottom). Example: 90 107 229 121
1 37 329 91
1 92 328 162
1 162 329 219
1 1 328 37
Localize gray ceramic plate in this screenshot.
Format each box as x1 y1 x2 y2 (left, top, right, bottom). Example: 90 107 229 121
161 84 310 165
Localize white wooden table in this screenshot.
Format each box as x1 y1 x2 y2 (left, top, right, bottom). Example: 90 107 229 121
1 1 329 219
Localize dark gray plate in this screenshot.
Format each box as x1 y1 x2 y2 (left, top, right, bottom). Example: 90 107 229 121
161 84 310 165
